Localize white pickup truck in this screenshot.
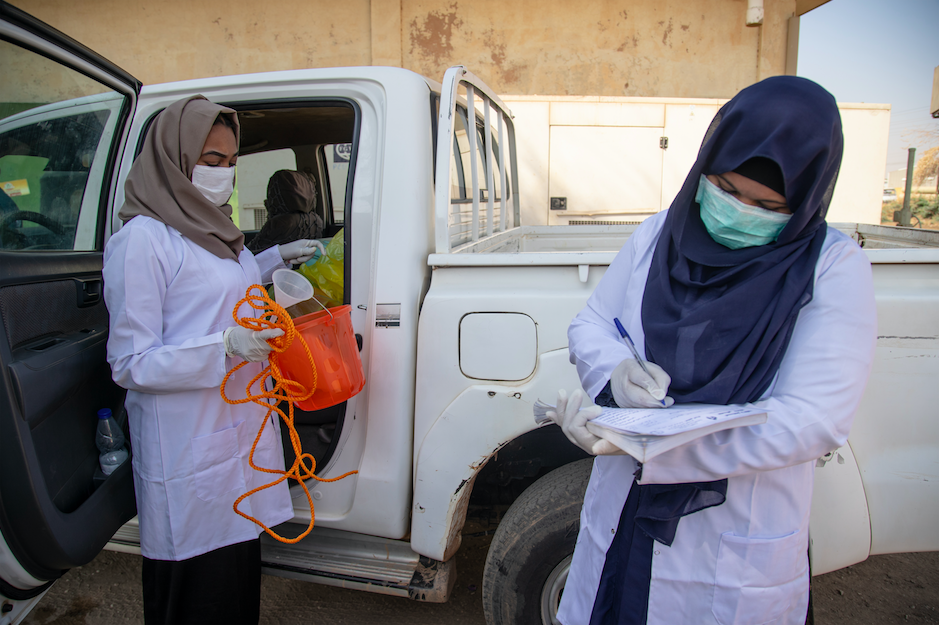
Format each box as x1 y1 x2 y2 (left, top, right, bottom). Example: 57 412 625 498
1 5 937 625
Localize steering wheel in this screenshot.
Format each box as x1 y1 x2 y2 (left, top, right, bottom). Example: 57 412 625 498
0 210 67 249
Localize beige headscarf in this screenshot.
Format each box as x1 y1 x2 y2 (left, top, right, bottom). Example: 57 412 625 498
119 95 244 260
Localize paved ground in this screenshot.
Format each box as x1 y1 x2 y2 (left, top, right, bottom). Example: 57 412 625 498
21 530 939 625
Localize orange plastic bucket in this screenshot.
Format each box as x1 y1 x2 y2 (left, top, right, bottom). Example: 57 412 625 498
276 305 365 411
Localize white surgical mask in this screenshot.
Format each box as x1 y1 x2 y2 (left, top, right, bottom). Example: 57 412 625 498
695 175 791 249
191 165 235 206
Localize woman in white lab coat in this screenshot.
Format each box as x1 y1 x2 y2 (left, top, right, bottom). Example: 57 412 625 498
103 96 323 625
552 77 878 624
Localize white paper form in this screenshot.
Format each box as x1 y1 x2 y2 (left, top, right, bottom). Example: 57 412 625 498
592 404 764 436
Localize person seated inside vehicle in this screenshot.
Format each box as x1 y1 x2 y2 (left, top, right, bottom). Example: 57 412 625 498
247 169 323 254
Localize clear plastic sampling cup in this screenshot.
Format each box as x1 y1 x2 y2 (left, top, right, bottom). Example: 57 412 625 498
272 268 321 318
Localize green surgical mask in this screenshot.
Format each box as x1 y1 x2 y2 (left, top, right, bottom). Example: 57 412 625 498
695 175 791 250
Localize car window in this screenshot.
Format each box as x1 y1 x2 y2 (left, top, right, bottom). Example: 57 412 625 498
324 143 351 224
0 39 128 251
232 148 297 231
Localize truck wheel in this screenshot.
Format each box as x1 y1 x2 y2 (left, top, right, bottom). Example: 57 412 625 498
482 458 594 625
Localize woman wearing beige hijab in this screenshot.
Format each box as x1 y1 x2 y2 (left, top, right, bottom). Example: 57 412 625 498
103 96 322 624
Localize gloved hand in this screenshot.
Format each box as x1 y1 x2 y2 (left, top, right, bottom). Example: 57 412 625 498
223 326 284 362
278 239 325 265
546 389 624 456
611 358 675 409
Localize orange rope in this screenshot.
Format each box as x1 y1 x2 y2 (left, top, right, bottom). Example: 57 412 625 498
220 284 357 544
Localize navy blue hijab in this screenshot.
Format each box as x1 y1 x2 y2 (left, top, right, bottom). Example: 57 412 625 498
641 76 844 405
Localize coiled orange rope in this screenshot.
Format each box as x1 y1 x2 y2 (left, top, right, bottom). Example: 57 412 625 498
220 284 356 544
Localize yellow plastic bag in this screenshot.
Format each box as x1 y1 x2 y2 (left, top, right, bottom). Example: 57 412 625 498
297 228 344 308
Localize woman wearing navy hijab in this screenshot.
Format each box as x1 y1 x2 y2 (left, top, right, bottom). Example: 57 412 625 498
551 77 878 624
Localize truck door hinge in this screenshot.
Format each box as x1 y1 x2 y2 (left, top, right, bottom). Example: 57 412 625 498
659 137 669 150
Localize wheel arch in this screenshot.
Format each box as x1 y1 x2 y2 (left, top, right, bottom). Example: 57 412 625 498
411 349 583 561
469 426 590 508
410 350 585 561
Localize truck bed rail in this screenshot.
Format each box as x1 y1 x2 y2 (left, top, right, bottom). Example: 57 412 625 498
428 223 939 267
434 66 521 254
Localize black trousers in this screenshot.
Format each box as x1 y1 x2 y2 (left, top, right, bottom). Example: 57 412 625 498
142 538 261 625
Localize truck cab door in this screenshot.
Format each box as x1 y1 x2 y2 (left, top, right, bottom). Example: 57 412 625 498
0 4 140 620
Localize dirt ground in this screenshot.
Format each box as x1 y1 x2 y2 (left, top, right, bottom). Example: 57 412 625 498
21 525 939 625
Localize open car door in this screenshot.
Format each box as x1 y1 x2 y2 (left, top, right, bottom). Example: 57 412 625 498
0 4 140 622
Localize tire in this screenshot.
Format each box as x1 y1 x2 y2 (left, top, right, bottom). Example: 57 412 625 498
482 458 594 625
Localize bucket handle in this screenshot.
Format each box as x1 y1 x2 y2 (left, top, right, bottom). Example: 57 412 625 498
309 293 334 319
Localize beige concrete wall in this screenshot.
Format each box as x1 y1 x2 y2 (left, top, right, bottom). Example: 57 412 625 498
401 0 794 97
11 0 372 87
12 0 796 97
504 96 891 226
1 36 112 102
932 65 939 118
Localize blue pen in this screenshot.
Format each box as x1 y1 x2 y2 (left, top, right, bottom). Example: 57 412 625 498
613 317 667 406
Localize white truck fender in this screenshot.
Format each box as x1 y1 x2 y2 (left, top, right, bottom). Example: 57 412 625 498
411 346 876 569
410 348 582 561
808 440 871 575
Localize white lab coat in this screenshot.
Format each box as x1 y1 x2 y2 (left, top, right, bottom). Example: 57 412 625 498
104 216 294 561
558 212 877 625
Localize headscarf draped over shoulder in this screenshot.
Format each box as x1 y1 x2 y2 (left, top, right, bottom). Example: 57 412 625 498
641 76 844 405
119 95 244 260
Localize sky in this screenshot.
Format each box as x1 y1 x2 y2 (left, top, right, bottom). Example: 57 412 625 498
797 0 939 175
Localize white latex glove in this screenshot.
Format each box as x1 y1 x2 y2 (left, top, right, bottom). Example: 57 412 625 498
278 239 326 265
610 358 675 409
223 326 284 362
546 389 624 456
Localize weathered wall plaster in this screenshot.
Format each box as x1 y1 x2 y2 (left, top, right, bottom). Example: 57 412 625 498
12 0 796 97
402 0 795 97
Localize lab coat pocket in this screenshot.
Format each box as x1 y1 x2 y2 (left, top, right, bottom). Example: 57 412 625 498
191 424 247 502
247 416 282 471
711 531 806 625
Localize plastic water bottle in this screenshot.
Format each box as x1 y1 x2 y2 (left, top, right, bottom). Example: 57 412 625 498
96 408 129 476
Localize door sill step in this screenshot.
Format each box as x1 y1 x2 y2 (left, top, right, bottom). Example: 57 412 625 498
260 524 456 602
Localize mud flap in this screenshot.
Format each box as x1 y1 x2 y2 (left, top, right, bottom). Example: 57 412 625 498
407 555 457 603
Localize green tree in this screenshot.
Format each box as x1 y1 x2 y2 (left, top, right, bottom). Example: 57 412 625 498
913 145 939 187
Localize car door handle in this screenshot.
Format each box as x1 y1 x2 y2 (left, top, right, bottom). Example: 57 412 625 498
73 278 102 308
